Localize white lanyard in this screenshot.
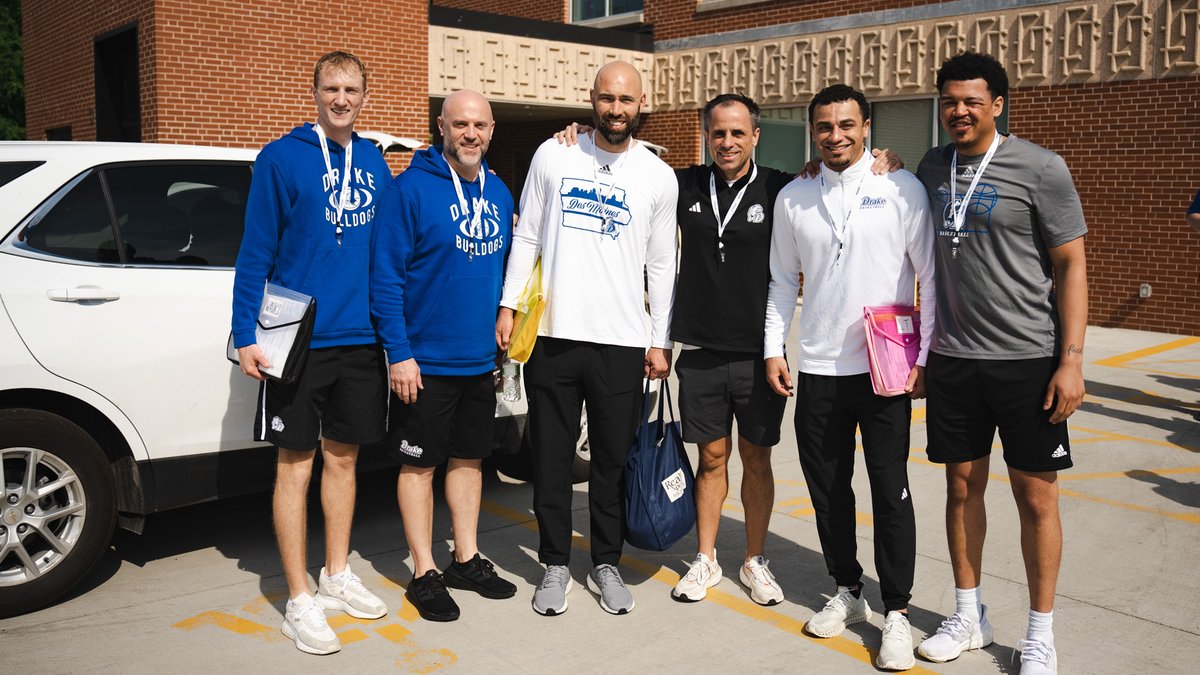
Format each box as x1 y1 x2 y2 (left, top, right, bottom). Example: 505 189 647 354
708 163 757 263
948 133 1001 256
314 123 353 245
818 170 867 268
588 134 630 235
446 152 486 261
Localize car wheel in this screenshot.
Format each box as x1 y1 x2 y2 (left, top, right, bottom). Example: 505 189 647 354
0 409 116 618
494 406 590 485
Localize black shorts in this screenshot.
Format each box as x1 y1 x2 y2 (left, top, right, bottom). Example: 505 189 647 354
388 372 496 468
926 353 1072 472
255 344 387 451
675 348 787 447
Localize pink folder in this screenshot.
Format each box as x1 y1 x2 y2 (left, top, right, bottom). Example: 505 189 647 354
863 305 920 397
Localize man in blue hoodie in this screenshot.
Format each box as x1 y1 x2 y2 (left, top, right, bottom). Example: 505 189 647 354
231 51 391 655
371 89 517 622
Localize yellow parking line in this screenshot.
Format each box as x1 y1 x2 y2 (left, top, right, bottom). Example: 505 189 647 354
1071 425 1200 453
172 610 283 642
479 498 927 672
1092 337 1200 368
376 623 413 643
1058 466 1200 482
1057 486 1200 525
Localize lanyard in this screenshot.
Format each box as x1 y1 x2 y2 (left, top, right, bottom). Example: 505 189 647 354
948 133 1001 256
588 134 630 235
708 163 757 263
446 151 486 261
818 169 867 269
314 123 353 245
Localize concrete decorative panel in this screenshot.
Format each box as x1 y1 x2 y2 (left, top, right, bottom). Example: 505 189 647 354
429 25 654 110
648 0 1199 111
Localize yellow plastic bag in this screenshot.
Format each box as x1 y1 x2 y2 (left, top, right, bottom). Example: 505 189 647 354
508 258 544 363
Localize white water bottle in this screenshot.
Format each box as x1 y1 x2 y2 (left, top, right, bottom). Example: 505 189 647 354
501 359 521 402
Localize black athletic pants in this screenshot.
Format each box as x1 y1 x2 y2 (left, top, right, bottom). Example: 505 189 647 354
794 372 916 612
524 337 645 567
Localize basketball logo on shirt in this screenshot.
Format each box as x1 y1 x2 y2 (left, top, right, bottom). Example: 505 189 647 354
746 204 764 223
558 177 631 240
934 182 998 238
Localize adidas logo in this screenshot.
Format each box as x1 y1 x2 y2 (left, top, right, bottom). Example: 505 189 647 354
900 487 909 501
960 165 976 178
1051 445 1068 459
599 164 612 175
688 202 702 213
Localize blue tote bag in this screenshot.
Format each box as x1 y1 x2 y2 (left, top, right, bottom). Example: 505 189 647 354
624 380 696 551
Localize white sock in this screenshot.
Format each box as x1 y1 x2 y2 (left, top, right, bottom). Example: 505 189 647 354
955 586 981 623
1027 609 1054 641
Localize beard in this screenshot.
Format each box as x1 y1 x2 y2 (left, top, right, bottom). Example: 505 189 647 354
448 139 488 169
592 108 641 147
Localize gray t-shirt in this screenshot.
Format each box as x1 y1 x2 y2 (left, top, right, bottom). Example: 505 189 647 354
916 134 1087 359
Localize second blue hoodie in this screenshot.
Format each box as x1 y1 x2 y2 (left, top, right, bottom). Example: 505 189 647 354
370 146 514 376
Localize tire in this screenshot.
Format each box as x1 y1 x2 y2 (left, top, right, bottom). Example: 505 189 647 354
0 409 117 618
494 406 590 484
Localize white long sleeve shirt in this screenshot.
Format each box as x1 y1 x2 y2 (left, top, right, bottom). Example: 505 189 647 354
500 134 677 349
764 151 936 375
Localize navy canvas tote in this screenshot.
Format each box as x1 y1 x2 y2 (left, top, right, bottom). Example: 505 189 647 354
624 380 696 551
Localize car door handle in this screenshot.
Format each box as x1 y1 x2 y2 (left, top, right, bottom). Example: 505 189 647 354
47 288 122 302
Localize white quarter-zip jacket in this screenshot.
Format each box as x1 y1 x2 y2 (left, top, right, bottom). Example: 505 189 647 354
764 151 937 375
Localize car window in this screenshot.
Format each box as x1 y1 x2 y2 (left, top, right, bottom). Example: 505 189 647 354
104 163 252 266
0 161 45 187
22 171 121 263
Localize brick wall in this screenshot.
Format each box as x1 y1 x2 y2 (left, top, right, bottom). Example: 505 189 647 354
638 108 701 168
25 0 428 173
646 0 928 42
1010 76 1200 335
433 0 567 23
24 0 155 142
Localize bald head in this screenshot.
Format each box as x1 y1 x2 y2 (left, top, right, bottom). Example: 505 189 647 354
438 89 495 180
593 61 643 96
442 89 492 120
589 61 645 151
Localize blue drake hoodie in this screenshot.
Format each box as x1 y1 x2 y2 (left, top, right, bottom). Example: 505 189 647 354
232 124 391 349
370 146 514 375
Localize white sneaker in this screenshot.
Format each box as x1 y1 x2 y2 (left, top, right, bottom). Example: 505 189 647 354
917 604 994 662
877 610 916 671
316 564 388 619
282 592 340 655
805 586 872 638
671 552 722 602
738 556 783 606
1018 636 1058 674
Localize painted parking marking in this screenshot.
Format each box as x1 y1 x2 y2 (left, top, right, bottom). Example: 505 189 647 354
173 574 458 671
173 610 284 643
1092 336 1200 370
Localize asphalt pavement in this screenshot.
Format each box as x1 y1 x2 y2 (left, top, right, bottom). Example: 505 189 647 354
1 326 1197 673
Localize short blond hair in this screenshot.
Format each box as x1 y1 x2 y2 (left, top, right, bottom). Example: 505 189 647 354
313 50 367 89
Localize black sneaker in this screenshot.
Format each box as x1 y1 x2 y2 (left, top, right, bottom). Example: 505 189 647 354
443 553 518 599
405 570 460 622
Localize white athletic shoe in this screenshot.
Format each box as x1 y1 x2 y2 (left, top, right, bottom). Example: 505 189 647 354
671 552 722 602
806 586 872 638
1018 636 1058 674
316 563 388 619
738 556 783 606
917 604 994 662
876 610 916 671
282 592 340 655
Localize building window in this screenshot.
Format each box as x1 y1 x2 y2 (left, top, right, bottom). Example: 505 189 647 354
746 97 1011 173
573 0 643 23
